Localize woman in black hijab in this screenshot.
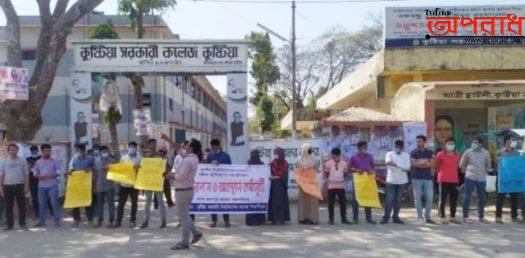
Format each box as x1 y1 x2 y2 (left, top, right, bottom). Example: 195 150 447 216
245 150 267 226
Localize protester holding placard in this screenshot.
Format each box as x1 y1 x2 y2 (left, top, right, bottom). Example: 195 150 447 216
460 137 492 224
410 135 436 225
381 140 410 225
114 142 141 229
94 146 116 228
140 139 167 229
495 134 521 224
435 137 461 225
324 147 351 225
206 139 233 228
33 144 61 228
0 144 30 231
245 149 267 226
349 141 376 224
69 143 95 227
296 143 320 225
168 139 203 251
268 147 291 225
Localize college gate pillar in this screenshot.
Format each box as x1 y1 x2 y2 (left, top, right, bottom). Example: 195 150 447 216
69 72 93 151
226 73 249 164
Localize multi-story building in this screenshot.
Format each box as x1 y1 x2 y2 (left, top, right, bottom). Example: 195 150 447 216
0 14 227 148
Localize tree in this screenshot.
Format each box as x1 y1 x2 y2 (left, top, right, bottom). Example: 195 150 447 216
90 21 122 159
256 95 275 133
0 0 104 141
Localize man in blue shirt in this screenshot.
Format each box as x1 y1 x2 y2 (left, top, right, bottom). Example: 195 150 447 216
207 139 232 228
69 143 95 227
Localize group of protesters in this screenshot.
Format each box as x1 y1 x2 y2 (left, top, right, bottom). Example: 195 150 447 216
0 132 524 250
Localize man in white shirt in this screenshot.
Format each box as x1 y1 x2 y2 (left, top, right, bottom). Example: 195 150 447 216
381 140 411 225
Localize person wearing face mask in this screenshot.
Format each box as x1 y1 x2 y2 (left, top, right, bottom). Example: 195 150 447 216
114 141 141 229
381 140 411 225
296 143 320 225
495 134 521 224
206 139 232 228
349 141 376 224
94 146 116 228
32 144 61 228
460 137 492 224
435 137 461 224
69 143 95 227
140 139 167 229
325 147 350 225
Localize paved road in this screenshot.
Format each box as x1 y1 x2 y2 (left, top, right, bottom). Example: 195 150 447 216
0 203 524 258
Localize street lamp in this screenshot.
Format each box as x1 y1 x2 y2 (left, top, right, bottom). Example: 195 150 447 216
256 0 297 139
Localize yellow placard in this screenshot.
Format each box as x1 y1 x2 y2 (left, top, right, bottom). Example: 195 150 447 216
295 168 323 200
63 171 92 208
134 158 165 191
107 162 136 185
353 173 381 209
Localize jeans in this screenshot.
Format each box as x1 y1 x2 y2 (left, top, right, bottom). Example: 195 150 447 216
0 194 4 221
383 184 404 222
73 205 94 222
351 191 372 221
29 173 39 217
176 189 200 245
97 190 115 223
412 179 434 220
144 191 166 221
116 186 138 223
328 189 347 221
463 178 486 219
38 185 61 224
4 184 26 228
211 214 230 223
439 183 459 218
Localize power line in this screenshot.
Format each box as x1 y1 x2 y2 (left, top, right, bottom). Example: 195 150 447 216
183 0 412 4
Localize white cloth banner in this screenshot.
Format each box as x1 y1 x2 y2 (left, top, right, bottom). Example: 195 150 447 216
190 164 270 214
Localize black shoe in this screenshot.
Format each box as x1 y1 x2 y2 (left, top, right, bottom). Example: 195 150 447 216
393 219 405 225
380 219 389 225
140 221 149 229
34 222 46 228
342 220 352 225
113 222 122 229
308 221 318 225
328 220 334 225
426 219 437 225
159 220 167 229
190 233 203 245
209 222 217 228
170 242 190 251
225 221 232 228
366 220 377 225
299 220 309 225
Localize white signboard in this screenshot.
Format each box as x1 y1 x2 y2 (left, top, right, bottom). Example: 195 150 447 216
190 164 270 214
385 5 525 47
249 139 323 199
0 66 29 100
426 87 525 100
73 40 248 74
227 73 249 164
70 72 92 150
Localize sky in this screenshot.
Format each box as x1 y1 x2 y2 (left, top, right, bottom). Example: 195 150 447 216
1 0 523 99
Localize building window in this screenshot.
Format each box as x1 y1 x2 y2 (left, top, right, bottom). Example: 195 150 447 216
21 50 36 61
169 98 174 111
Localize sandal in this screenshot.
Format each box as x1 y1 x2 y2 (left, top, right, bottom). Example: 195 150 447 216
170 242 189 251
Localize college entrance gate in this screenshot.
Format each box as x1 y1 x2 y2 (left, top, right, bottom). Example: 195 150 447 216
70 39 249 164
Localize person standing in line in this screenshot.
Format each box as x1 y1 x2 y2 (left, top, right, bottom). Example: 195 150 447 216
349 141 376 224
267 147 291 225
245 149 267 226
168 138 203 251
140 139 167 229
94 146 116 228
69 143 95 227
0 144 30 231
460 137 492 224
381 140 411 225
296 143 320 225
114 142 141 229
26 145 42 219
206 139 232 228
495 134 521 224
32 144 61 228
435 137 461 225
324 147 351 225
410 135 436 225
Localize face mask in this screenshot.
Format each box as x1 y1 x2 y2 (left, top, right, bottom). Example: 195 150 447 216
101 153 110 158
446 144 455 152
180 149 187 155
510 141 518 148
128 148 137 155
471 143 479 150
94 150 101 156
395 148 402 154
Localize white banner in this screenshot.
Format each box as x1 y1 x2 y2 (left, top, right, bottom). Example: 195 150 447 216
70 72 92 150
190 164 270 214
249 139 323 199
426 87 525 101
0 66 29 100
73 40 248 74
227 73 249 164
133 107 153 136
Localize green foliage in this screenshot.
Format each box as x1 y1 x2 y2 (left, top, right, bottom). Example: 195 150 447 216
103 105 122 125
256 95 275 133
90 20 119 39
118 0 177 31
249 32 279 105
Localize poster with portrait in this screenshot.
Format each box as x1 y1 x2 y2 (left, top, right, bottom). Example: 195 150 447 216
133 108 153 136
435 108 487 152
0 66 29 100
403 122 427 154
69 72 92 150
227 73 249 164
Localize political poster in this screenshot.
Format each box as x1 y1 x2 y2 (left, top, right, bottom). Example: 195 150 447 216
190 164 270 214
0 66 29 100
133 108 153 136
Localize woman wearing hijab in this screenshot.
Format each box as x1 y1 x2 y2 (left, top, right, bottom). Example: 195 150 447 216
296 143 320 225
268 147 291 224
245 150 267 226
